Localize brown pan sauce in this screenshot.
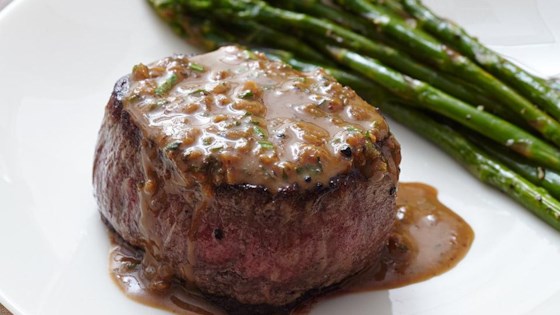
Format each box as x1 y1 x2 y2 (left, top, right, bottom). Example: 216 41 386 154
110 182 474 314
124 46 394 192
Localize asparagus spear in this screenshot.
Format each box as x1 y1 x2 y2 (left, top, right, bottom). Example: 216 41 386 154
227 19 331 64
149 0 231 50
269 2 443 72
270 0 386 42
324 45 560 172
334 0 560 146
473 136 560 201
150 0 331 64
271 0 425 66
208 0 479 100
256 1 524 127
268 1 498 105
380 103 560 231
398 0 560 120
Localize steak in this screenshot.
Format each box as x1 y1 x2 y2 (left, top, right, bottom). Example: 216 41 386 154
93 46 401 306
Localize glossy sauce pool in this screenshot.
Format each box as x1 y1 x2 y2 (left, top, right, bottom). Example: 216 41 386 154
109 182 474 314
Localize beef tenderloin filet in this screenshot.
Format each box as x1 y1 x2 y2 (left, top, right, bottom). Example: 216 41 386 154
93 46 401 306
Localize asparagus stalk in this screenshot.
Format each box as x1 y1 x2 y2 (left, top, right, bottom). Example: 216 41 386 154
398 0 560 120
474 136 560 201
227 19 332 64
150 0 330 64
265 0 525 127
367 0 410 19
148 0 232 51
334 0 560 146
380 103 560 231
324 45 560 172
270 0 390 43
271 0 373 37
211 0 475 99
271 0 424 65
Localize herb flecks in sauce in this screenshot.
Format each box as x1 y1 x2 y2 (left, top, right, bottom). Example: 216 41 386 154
258 140 274 150
154 73 179 96
124 46 390 191
252 125 267 139
238 90 254 99
188 62 205 72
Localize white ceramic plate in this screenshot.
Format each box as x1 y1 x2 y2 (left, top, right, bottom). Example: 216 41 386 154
1 0 560 314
